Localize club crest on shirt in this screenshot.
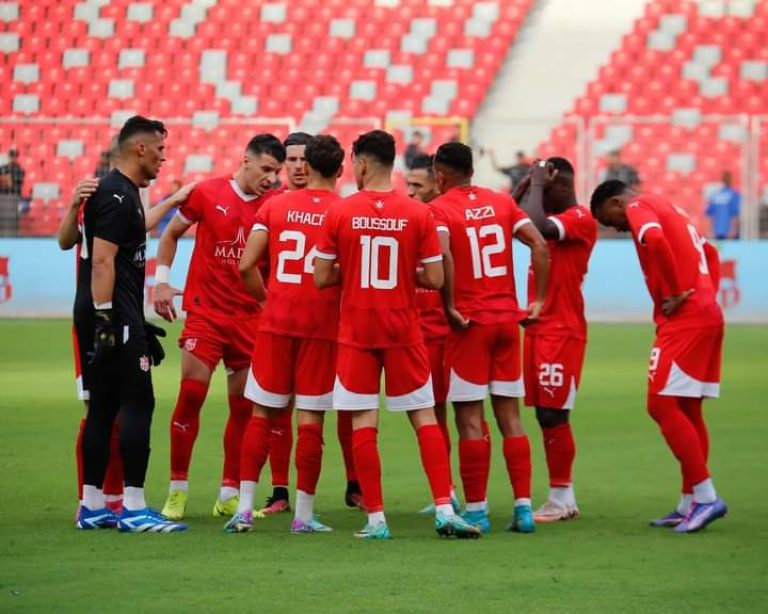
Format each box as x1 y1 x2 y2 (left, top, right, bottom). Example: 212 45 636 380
184 338 198 352
139 355 150 372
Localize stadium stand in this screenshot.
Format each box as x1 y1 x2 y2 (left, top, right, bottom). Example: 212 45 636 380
538 0 768 231
0 0 534 235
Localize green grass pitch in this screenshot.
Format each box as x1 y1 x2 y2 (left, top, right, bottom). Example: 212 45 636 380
1 320 766 612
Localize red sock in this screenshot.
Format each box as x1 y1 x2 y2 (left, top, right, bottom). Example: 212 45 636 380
503 435 532 499
458 438 490 504
221 395 252 488
648 394 709 489
268 409 293 488
541 423 575 488
239 416 271 483
296 423 324 495
435 405 453 485
336 411 356 481
352 427 383 513
103 419 124 496
417 424 452 505
76 418 85 501
169 379 209 481
679 398 708 493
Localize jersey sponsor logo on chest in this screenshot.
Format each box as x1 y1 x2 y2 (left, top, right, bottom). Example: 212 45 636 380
465 205 496 221
286 210 325 226
352 217 408 231
214 226 247 263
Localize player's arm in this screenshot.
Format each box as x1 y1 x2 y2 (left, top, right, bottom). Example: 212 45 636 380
515 221 550 324
313 255 339 288
57 177 98 250
522 161 561 240
153 215 191 322
635 221 691 315
437 230 468 330
314 207 341 288
417 258 444 290
144 181 197 231
512 173 531 203
239 227 268 301
703 240 721 292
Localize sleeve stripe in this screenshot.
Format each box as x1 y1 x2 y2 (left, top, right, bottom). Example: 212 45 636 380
637 222 662 244
421 255 443 264
175 211 193 226
512 218 532 234
436 225 449 234
251 223 268 233
548 216 565 241
314 251 337 260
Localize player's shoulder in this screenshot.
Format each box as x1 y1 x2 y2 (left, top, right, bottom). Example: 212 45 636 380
189 175 228 200
90 170 134 205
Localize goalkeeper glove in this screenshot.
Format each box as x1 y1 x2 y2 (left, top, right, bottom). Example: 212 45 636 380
89 308 116 365
144 321 167 366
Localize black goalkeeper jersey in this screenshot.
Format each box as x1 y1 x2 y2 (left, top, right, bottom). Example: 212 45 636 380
80 168 146 326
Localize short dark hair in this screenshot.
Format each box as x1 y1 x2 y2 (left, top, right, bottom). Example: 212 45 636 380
590 179 627 215
547 156 575 176
246 134 286 163
284 132 313 148
409 153 434 175
352 130 396 167
118 115 167 146
434 142 473 176
305 135 344 179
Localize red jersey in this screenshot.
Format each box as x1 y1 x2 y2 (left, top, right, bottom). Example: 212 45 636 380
252 188 341 341
315 190 442 349
416 288 450 343
431 185 530 325
178 176 267 317
626 193 722 327
526 205 597 339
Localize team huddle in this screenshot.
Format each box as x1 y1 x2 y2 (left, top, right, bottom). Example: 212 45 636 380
65 115 728 538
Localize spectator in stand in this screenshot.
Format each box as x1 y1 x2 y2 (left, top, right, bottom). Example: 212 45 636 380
152 179 184 237
706 171 741 240
488 148 531 193
404 130 425 169
0 148 26 237
94 150 111 180
0 148 25 195
601 149 640 190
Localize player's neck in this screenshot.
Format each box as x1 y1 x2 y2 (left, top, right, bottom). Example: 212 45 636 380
113 161 144 188
361 176 392 192
306 178 336 192
444 180 472 191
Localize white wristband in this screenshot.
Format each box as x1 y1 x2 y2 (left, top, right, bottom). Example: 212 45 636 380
94 301 112 309
155 264 170 284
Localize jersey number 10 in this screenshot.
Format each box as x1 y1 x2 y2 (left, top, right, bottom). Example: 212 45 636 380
360 235 398 289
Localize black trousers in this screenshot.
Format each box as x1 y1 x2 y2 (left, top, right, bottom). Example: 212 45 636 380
82 322 155 489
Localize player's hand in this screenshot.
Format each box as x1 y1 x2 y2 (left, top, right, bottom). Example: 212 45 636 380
530 159 558 187
89 309 116 366
153 283 183 322
168 181 198 206
71 178 99 207
662 289 694 316
144 321 166 366
520 300 544 327
445 307 470 331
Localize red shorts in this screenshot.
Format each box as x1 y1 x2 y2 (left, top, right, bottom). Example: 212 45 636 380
245 331 336 411
445 322 523 402
334 343 434 412
426 341 448 406
179 312 259 372
649 324 723 398
523 334 586 410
